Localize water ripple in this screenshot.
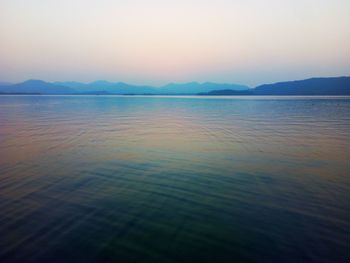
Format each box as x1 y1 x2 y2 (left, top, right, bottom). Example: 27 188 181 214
1 96 350 262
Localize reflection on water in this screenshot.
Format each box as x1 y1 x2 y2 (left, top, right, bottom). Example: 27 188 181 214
0 95 350 262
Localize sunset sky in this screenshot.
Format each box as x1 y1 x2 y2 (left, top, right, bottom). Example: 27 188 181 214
1 0 350 86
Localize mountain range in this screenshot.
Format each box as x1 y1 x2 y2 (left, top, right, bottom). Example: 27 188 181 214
0 76 349 95
199 77 350 96
0 80 249 95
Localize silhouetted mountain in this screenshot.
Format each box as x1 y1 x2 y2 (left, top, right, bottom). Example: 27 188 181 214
54 80 116 90
198 89 253 96
160 82 249 94
100 82 156 94
49 81 249 94
1 76 349 95
0 80 75 94
54 81 86 89
254 77 350 95
55 81 156 94
197 77 350 96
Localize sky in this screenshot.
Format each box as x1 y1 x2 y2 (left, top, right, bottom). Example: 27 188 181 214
1 0 350 87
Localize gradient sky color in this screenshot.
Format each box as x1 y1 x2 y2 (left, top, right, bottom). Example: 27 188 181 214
1 0 350 86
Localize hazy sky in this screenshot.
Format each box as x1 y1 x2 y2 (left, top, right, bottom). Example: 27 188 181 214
1 0 350 86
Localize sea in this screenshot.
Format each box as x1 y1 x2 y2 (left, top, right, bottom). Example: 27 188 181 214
0 95 350 262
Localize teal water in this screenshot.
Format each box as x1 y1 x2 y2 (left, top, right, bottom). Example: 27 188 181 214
0 96 350 262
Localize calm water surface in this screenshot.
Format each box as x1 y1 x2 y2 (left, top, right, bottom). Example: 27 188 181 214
0 96 350 262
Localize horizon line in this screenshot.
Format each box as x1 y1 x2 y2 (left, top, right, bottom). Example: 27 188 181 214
2 75 350 89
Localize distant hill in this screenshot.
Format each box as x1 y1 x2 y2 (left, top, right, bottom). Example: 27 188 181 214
254 77 350 95
97 82 155 94
197 76 350 96
54 81 87 89
53 81 249 94
0 80 75 94
1 76 349 95
198 89 253 96
160 82 249 94
55 81 156 94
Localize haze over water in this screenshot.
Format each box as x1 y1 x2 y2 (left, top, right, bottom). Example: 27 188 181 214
0 95 350 262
